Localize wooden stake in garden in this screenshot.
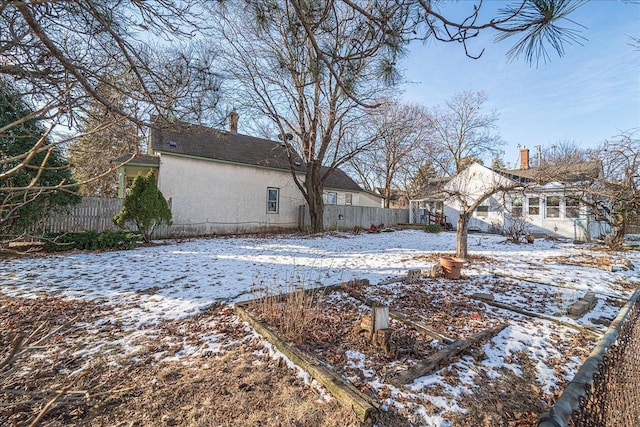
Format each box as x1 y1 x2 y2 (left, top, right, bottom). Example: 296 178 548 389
360 305 392 351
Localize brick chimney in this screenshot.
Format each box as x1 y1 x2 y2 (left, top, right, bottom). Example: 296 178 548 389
520 147 530 170
229 109 239 133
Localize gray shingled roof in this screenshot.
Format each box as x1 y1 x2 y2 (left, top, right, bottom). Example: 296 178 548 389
500 161 601 183
321 166 363 192
113 152 160 166
150 121 364 192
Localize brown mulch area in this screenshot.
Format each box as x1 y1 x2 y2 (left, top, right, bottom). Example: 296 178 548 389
402 252 500 266
360 281 505 337
448 351 547 426
242 279 600 427
247 291 443 394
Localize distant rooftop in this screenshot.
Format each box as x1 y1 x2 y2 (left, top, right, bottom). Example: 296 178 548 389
500 161 601 184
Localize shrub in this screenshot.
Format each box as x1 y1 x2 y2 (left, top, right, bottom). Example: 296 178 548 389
113 171 172 242
504 214 530 243
43 231 141 252
424 224 443 233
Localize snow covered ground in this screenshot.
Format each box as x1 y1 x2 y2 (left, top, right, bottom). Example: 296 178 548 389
1 230 638 425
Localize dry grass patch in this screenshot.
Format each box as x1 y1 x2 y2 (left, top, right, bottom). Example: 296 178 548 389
248 284 320 344
1 296 364 427
87 347 361 427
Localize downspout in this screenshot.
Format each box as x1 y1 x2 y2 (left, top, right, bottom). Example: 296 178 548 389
118 167 125 198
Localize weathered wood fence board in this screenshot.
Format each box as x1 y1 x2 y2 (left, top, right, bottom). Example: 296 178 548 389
35 197 123 234
391 323 509 386
298 205 409 230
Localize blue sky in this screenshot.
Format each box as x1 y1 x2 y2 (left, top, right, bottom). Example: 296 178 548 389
399 0 640 169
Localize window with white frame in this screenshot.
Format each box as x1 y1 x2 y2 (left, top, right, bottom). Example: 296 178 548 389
546 195 560 218
528 197 540 216
566 196 580 218
345 193 352 205
511 197 523 217
267 187 279 213
326 192 337 205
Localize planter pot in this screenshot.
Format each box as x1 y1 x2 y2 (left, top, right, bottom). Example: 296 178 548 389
440 256 465 279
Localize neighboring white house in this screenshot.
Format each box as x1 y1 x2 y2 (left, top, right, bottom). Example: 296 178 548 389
409 149 609 241
116 119 382 235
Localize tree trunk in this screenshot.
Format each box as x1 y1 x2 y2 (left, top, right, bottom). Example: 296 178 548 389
456 212 471 259
610 224 626 249
383 186 391 209
305 160 324 233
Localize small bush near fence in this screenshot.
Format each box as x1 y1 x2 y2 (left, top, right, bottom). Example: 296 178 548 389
43 231 141 252
424 224 443 233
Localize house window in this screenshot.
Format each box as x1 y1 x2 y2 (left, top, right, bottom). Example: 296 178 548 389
546 196 560 218
326 192 337 205
511 197 523 217
267 187 279 213
528 197 540 216
566 196 580 218
475 203 489 217
345 193 352 205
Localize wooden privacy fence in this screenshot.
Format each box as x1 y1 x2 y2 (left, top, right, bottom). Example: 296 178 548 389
36 197 123 234
31 197 173 238
298 204 409 231
34 198 409 239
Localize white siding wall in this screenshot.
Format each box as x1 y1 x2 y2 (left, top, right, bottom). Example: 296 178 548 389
157 154 382 234
505 192 603 241
158 155 304 234
443 163 511 231
356 191 385 207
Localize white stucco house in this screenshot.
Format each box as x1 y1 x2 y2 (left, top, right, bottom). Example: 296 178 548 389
116 119 382 235
409 149 609 241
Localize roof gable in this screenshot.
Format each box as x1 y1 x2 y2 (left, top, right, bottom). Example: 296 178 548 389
150 120 364 192
445 162 515 193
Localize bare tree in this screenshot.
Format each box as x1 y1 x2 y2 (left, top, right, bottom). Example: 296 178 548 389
214 0 389 232
0 1 221 238
577 131 640 248
1 1 219 125
1 0 586 236
443 164 528 258
347 100 430 207
426 90 503 176
540 140 589 167
68 77 144 197
407 163 440 199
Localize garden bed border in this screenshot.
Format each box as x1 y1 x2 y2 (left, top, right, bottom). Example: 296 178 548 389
234 300 378 422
